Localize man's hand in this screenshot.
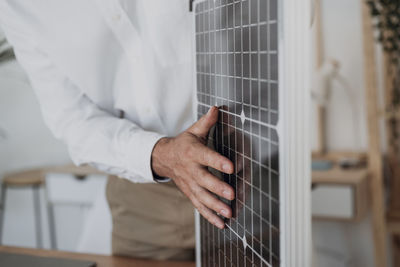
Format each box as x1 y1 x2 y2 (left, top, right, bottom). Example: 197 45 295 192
151 106 235 229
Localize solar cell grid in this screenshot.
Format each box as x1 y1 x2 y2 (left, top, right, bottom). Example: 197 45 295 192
195 0 280 266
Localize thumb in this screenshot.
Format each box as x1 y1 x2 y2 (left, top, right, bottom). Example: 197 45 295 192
189 106 219 138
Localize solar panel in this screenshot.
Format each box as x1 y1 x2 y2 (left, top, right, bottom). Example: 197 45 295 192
194 0 280 266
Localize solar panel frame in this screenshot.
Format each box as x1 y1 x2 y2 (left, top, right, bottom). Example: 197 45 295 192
192 1 284 267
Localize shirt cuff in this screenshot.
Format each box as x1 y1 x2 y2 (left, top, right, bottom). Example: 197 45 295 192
125 130 166 183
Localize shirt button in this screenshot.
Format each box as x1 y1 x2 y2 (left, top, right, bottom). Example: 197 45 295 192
112 14 121 22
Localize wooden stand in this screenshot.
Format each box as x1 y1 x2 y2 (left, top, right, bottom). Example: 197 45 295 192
361 1 388 266
312 163 369 222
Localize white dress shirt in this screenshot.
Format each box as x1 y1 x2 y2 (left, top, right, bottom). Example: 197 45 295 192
0 0 196 183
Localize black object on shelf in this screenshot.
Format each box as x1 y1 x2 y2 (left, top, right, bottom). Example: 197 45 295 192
0 252 96 267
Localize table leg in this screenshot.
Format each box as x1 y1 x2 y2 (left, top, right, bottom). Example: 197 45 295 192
33 185 43 248
0 183 6 244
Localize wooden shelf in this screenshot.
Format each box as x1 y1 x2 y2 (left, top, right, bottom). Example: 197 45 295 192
312 151 367 163
312 165 368 185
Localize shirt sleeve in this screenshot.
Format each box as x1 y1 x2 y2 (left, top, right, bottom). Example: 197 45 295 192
0 6 166 183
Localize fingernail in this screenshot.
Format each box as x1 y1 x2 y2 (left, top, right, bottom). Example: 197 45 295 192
215 220 224 229
223 164 232 173
221 209 229 217
207 106 214 116
223 190 232 199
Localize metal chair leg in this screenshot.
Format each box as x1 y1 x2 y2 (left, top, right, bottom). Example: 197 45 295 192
32 185 43 248
47 203 57 250
45 183 57 250
0 183 7 244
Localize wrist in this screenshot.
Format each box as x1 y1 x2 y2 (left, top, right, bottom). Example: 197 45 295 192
151 137 173 178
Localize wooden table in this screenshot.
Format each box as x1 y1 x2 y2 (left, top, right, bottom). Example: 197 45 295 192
0 246 196 267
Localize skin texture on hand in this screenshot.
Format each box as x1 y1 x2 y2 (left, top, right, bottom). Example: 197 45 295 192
151 106 235 229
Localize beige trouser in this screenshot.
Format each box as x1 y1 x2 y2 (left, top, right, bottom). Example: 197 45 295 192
106 176 195 261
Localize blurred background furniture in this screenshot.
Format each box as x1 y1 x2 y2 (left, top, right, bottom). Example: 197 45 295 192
0 169 48 249
0 165 105 250
312 153 369 222
311 1 388 266
1 24 111 254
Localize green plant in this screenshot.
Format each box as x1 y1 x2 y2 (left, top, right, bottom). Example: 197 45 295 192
367 0 400 159
367 0 400 63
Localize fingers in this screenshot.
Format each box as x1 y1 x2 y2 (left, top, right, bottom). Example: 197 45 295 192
193 197 225 229
191 183 232 219
190 142 234 174
170 106 238 229
176 178 225 229
186 106 234 174
195 167 235 201
188 106 219 138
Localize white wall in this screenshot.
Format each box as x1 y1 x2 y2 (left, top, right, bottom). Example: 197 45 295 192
0 59 70 173
311 0 368 152
311 1 388 266
0 57 109 253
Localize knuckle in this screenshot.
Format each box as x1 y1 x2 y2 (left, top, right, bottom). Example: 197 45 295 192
215 182 226 194
198 206 209 219
207 195 218 209
200 150 208 165
205 211 215 223
201 171 213 184
192 166 202 180
192 187 203 200
181 144 188 156
203 174 216 190
203 150 213 165
202 211 211 222
209 201 220 213
183 144 194 159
